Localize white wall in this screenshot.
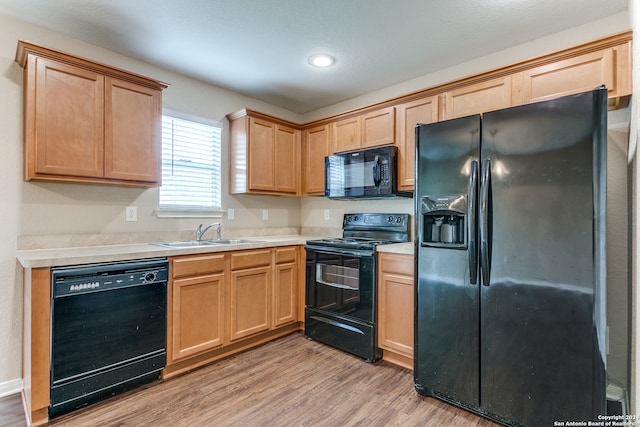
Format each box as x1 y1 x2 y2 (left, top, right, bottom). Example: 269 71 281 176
0 10 634 414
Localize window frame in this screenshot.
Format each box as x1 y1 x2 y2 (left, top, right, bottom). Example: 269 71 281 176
156 111 224 218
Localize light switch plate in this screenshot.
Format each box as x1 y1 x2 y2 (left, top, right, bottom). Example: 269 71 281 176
262 209 269 220
324 209 330 220
228 208 235 220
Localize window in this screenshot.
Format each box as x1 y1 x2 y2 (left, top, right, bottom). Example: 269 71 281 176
159 115 222 216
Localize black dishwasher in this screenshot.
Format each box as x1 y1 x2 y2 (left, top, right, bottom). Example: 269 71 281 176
50 258 168 418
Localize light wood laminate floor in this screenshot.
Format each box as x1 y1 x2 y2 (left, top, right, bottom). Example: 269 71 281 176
2 332 497 426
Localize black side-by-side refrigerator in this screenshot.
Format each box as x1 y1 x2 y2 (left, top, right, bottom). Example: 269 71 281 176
414 87 607 426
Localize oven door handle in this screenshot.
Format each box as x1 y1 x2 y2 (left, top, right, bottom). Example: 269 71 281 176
316 280 358 291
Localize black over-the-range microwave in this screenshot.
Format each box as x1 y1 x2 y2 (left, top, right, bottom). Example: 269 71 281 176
324 145 412 199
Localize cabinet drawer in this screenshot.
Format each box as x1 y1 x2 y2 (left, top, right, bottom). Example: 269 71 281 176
275 247 296 264
231 249 271 270
379 253 414 276
172 254 226 279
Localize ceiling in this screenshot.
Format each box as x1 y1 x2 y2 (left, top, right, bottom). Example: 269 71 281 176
0 0 629 114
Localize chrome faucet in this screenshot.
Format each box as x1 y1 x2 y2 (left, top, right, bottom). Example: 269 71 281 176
195 223 221 241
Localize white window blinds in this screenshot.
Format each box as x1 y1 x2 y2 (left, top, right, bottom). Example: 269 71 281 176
160 115 222 211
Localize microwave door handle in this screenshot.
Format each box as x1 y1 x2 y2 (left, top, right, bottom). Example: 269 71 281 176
372 155 381 187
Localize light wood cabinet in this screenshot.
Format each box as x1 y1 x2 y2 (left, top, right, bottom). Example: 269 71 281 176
105 78 162 182
229 249 273 341
168 254 226 363
515 42 632 105
273 247 298 327
331 106 396 153
331 115 362 153
164 245 303 378
395 96 439 191
275 124 299 193
302 124 330 196
228 109 300 196
443 76 514 120
363 107 395 148
16 40 167 186
377 252 414 370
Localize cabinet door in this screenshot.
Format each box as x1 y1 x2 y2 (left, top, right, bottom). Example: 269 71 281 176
273 247 297 327
248 117 275 191
229 266 272 341
443 75 513 120
362 106 395 148
518 48 620 104
104 78 161 183
331 115 361 153
274 124 299 194
31 57 104 178
378 253 414 369
170 273 224 362
302 125 329 196
396 97 439 191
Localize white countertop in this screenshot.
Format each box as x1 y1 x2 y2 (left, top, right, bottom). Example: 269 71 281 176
376 242 415 256
17 235 308 268
17 235 416 268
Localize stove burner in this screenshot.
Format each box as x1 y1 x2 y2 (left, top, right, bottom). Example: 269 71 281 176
310 237 393 249
306 213 411 252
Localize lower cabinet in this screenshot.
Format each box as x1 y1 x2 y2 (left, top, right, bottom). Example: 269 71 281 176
168 254 225 363
273 247 298 327
377 252 414 370
229 249 272 341
165 246 301 377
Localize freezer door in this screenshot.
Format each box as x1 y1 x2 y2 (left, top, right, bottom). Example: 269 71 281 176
479 89 607 425
414 115 481 406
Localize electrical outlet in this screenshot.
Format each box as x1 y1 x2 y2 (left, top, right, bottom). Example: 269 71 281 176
227 208 235 220
125 206 137 222
324 209 330 221
262 209 269 220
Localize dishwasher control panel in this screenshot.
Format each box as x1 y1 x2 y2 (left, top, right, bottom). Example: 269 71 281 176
52 258 168 298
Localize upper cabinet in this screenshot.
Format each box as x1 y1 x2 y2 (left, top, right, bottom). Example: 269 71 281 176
16 41 169 187
331 106 395 153
442 76 514 120
227 109 300 196
514 42 631 105
302 124 330 196
331 115 361 153
362 107 395 148
395 96 439 191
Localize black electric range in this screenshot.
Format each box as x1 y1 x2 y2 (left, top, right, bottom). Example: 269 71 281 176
304 213 410 361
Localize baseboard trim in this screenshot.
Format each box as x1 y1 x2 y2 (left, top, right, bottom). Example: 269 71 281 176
0 379 23 398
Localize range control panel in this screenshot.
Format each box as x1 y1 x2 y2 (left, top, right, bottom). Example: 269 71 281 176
344 213 408 227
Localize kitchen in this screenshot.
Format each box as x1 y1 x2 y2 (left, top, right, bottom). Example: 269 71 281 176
0 1 637 426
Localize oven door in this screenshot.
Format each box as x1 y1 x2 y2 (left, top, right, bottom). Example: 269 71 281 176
325 146 395 198
305 246 375 323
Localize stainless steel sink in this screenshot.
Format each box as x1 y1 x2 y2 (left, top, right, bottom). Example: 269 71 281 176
153 239 262 249
153 240 221 249
208 239 262 245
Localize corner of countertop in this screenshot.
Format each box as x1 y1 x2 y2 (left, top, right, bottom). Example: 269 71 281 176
377 242 415 256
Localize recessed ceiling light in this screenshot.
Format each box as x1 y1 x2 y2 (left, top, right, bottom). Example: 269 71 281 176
308 54 335 68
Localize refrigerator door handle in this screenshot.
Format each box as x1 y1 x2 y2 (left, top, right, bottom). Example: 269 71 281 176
480 158 491 286
468 160 478 285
